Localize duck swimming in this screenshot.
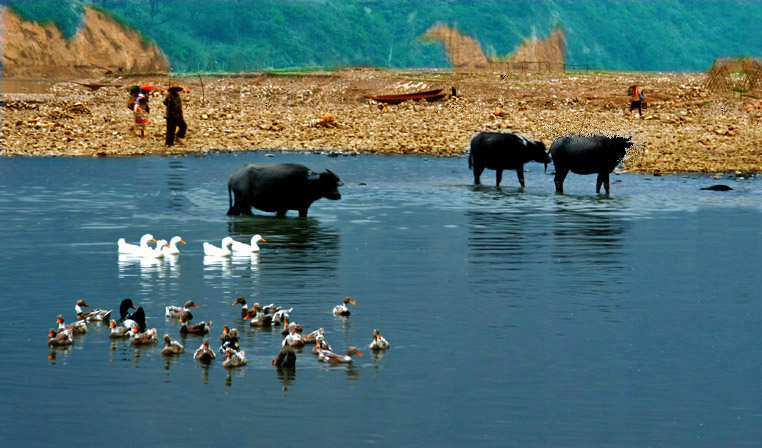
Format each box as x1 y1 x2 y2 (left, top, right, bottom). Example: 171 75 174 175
302 327 324 345
318 346 364 364
117 299 146 332
272 345 297 368
165 300 199 319
332 297 356 316
129 326 158 346
222 348 247 368
194 339 216 363
369 329 390 350
159 334 185 355
179 315 212 335
244 307 273 328
161 236 186 256
219 327 240 353
203 237 235 257
118 234 156 255
142 239 169 259
312 336 332 355
231 297 250 319
108 320 130 338
282 326 305 348
75 299 112 322
47 328 73 348
231 234 266 254
56 315 87 335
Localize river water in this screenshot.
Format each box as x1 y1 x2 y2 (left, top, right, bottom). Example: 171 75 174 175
0 152 760 446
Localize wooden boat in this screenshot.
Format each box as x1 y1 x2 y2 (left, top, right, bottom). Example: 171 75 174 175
71 82 123 91
363 88 446 104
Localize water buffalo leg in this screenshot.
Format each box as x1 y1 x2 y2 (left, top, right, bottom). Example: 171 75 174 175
516 167 525 188
473 164 484 185
554 167 569 193
298 208 309 218
495 169 503 187
596 172 610 194
276 209 287 218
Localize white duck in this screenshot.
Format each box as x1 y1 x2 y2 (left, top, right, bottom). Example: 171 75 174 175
369 329 390 350
118 234 156 255
161 236 186 256
231 234 266 254
203 237 235 257
142 239 169 258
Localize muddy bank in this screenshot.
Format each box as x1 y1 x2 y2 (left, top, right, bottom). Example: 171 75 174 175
2 69 761 173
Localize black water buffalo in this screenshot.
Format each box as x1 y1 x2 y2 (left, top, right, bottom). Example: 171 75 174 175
549 135 633 194
468 131 550 187
227 163 343 217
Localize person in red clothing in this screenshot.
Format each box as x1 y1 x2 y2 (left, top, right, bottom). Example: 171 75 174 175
628 83 644 117
133 95 149 138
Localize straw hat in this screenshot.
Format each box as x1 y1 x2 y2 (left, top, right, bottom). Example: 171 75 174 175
168 82 183 92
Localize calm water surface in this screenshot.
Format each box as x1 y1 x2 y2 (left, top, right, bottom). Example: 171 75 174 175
1 153 760 446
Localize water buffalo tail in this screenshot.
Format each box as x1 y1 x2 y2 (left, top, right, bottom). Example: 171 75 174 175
468 151 473 170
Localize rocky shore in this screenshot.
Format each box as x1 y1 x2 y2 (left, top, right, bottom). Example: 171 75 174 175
2 68 761 173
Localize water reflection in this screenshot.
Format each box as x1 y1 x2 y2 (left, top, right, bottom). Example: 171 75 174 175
275 367 296 391
118 254 183 279
166 159 187 211
550 196 629 298
225 367 246 387
227 216 339 287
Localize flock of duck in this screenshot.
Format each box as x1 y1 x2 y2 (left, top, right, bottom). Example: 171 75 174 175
47 234 390 369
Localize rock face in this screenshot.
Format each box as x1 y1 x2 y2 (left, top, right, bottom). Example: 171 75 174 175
0 6 169 78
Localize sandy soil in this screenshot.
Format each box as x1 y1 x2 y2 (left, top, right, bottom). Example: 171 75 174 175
2 68 762 173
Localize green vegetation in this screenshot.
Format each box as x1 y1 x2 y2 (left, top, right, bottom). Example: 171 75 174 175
5 0 762 72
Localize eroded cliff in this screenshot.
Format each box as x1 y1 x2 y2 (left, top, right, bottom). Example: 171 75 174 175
0 6 169 78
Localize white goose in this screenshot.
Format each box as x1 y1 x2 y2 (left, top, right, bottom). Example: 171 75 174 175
118 234 156 255
161 236 186 256
203 237 235 257
142 239 169 258
231 234 266 254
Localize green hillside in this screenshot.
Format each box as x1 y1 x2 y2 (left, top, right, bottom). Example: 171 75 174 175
5 0 762 72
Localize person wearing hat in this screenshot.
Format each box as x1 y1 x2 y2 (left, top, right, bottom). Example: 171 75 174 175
627 83 644 118
163 82 187 146
133 95 149 138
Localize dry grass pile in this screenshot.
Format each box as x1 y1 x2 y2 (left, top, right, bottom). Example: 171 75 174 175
424 24 566 72
706 57 762 93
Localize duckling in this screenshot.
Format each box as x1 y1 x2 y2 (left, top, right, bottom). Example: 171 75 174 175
56 314 87 335
272 345 296 368
108 319 130 338
165 300 199 319
222 348 247 368
369 329 390 350
75 299 112 322
193 339 216 363
318 346 364 364
332 297 356 316
160 334 185 355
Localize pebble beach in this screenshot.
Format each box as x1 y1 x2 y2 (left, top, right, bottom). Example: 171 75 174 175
2 68 761 174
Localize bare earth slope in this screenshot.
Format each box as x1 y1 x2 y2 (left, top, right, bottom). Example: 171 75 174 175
0 6 168 78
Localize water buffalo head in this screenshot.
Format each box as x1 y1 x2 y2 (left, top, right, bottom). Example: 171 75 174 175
526 139 551 172
308 169 344 200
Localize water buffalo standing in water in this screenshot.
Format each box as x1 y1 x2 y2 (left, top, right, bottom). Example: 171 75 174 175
549 135 633 194
227 163 343 217
468 132 550 187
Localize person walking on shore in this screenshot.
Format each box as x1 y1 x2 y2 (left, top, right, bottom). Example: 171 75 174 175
133 95 149 138
628 83 644 118
163 82 187 146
